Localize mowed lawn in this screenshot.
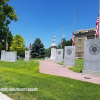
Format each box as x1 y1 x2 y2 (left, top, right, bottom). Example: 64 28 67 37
0 60 100 100
68 59 83 73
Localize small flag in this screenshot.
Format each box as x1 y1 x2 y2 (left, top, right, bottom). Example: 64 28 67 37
60 39 63 47
29 43 32 49
95 17 99 38
72 33 75 44
6 42 8 50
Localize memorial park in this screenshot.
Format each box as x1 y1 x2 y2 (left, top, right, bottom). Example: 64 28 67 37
0 0 100 100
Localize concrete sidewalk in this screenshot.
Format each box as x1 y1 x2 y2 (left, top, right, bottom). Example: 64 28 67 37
39 60 100 84
0 92 12 100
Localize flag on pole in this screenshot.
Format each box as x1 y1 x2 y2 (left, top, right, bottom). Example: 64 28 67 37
29 43 32 49
60 39 63 47
72 33 75 44
95 16 99 38
6 42 8 50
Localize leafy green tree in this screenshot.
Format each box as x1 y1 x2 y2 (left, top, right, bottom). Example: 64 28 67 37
57 38 72 49
25 47 29 50
10 34 25 56
0 0 18 52
45 47 51 57
31 38 45 58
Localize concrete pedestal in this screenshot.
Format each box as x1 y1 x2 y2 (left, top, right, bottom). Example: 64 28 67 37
49 43 57 61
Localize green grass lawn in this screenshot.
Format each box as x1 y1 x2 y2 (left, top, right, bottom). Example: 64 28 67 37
17 58 44 61
68 59 83 73
57 59 84 73
0 60 100 100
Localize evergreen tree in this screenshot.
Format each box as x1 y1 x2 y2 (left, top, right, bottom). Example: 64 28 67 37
31 38 45 58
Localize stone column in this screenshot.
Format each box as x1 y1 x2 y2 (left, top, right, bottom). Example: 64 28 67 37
49 35 57 61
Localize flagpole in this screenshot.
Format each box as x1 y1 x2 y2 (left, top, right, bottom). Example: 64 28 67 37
29 33 31 50
72 9 75 46
61 24 63 49
6 32 8 51
99 0 100 38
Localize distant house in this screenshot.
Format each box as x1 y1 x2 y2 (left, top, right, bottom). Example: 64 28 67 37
75 28 96 59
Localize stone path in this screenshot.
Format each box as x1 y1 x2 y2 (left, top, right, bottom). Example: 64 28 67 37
39 60 100 84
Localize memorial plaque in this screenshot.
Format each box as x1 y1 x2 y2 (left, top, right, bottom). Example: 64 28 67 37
1 50 5 61
56 49 63 63
4 52 17 62
63 46 76 66
82 39 100 76
24 50 30 61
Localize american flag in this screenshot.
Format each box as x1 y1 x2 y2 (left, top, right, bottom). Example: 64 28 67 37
60 39 63 47
72 33 75 44
95 17 99 38
29 43 32 50
6 42 8 50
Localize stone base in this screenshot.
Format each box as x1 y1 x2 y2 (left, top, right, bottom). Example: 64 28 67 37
45 57 49 60
82 70 100 76
63 63 75 66
24 59 30 61
49 57 56 61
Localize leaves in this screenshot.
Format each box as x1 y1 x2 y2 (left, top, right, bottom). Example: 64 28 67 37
10 34 25 56
0 0 18 53
57 38 72 49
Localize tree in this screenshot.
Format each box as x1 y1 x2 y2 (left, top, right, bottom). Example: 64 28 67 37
25 47 29 50
0 0 18 53
45 47 51 57
57 38 72 49
10 34 25 56
31 38 45 58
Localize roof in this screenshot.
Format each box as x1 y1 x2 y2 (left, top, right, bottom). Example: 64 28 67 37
75 28 96 34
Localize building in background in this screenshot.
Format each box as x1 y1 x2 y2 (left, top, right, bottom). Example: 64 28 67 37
75 28 96 59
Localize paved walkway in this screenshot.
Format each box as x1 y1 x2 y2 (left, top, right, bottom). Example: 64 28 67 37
0 92 12 100
39 60 100 84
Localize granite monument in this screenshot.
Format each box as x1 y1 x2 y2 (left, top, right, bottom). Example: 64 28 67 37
24 50 30 61
4 51 17 62
63 46 76 66
82 39 100 76
56 49 63 63
1 50 5 61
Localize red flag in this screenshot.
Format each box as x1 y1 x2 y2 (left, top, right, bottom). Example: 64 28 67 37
95 17 99 38
6 42 8 50
29 43 32 49
60 39 63 47
72 33 75 44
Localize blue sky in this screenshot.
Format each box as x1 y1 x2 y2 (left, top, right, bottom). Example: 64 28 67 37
8 0 99 49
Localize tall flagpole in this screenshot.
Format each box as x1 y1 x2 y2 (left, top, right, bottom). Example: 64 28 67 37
72 9 75 46
6 32 8 51
29 32 31 51
29 33 31 50
61 24 63 49
99 0 100 38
